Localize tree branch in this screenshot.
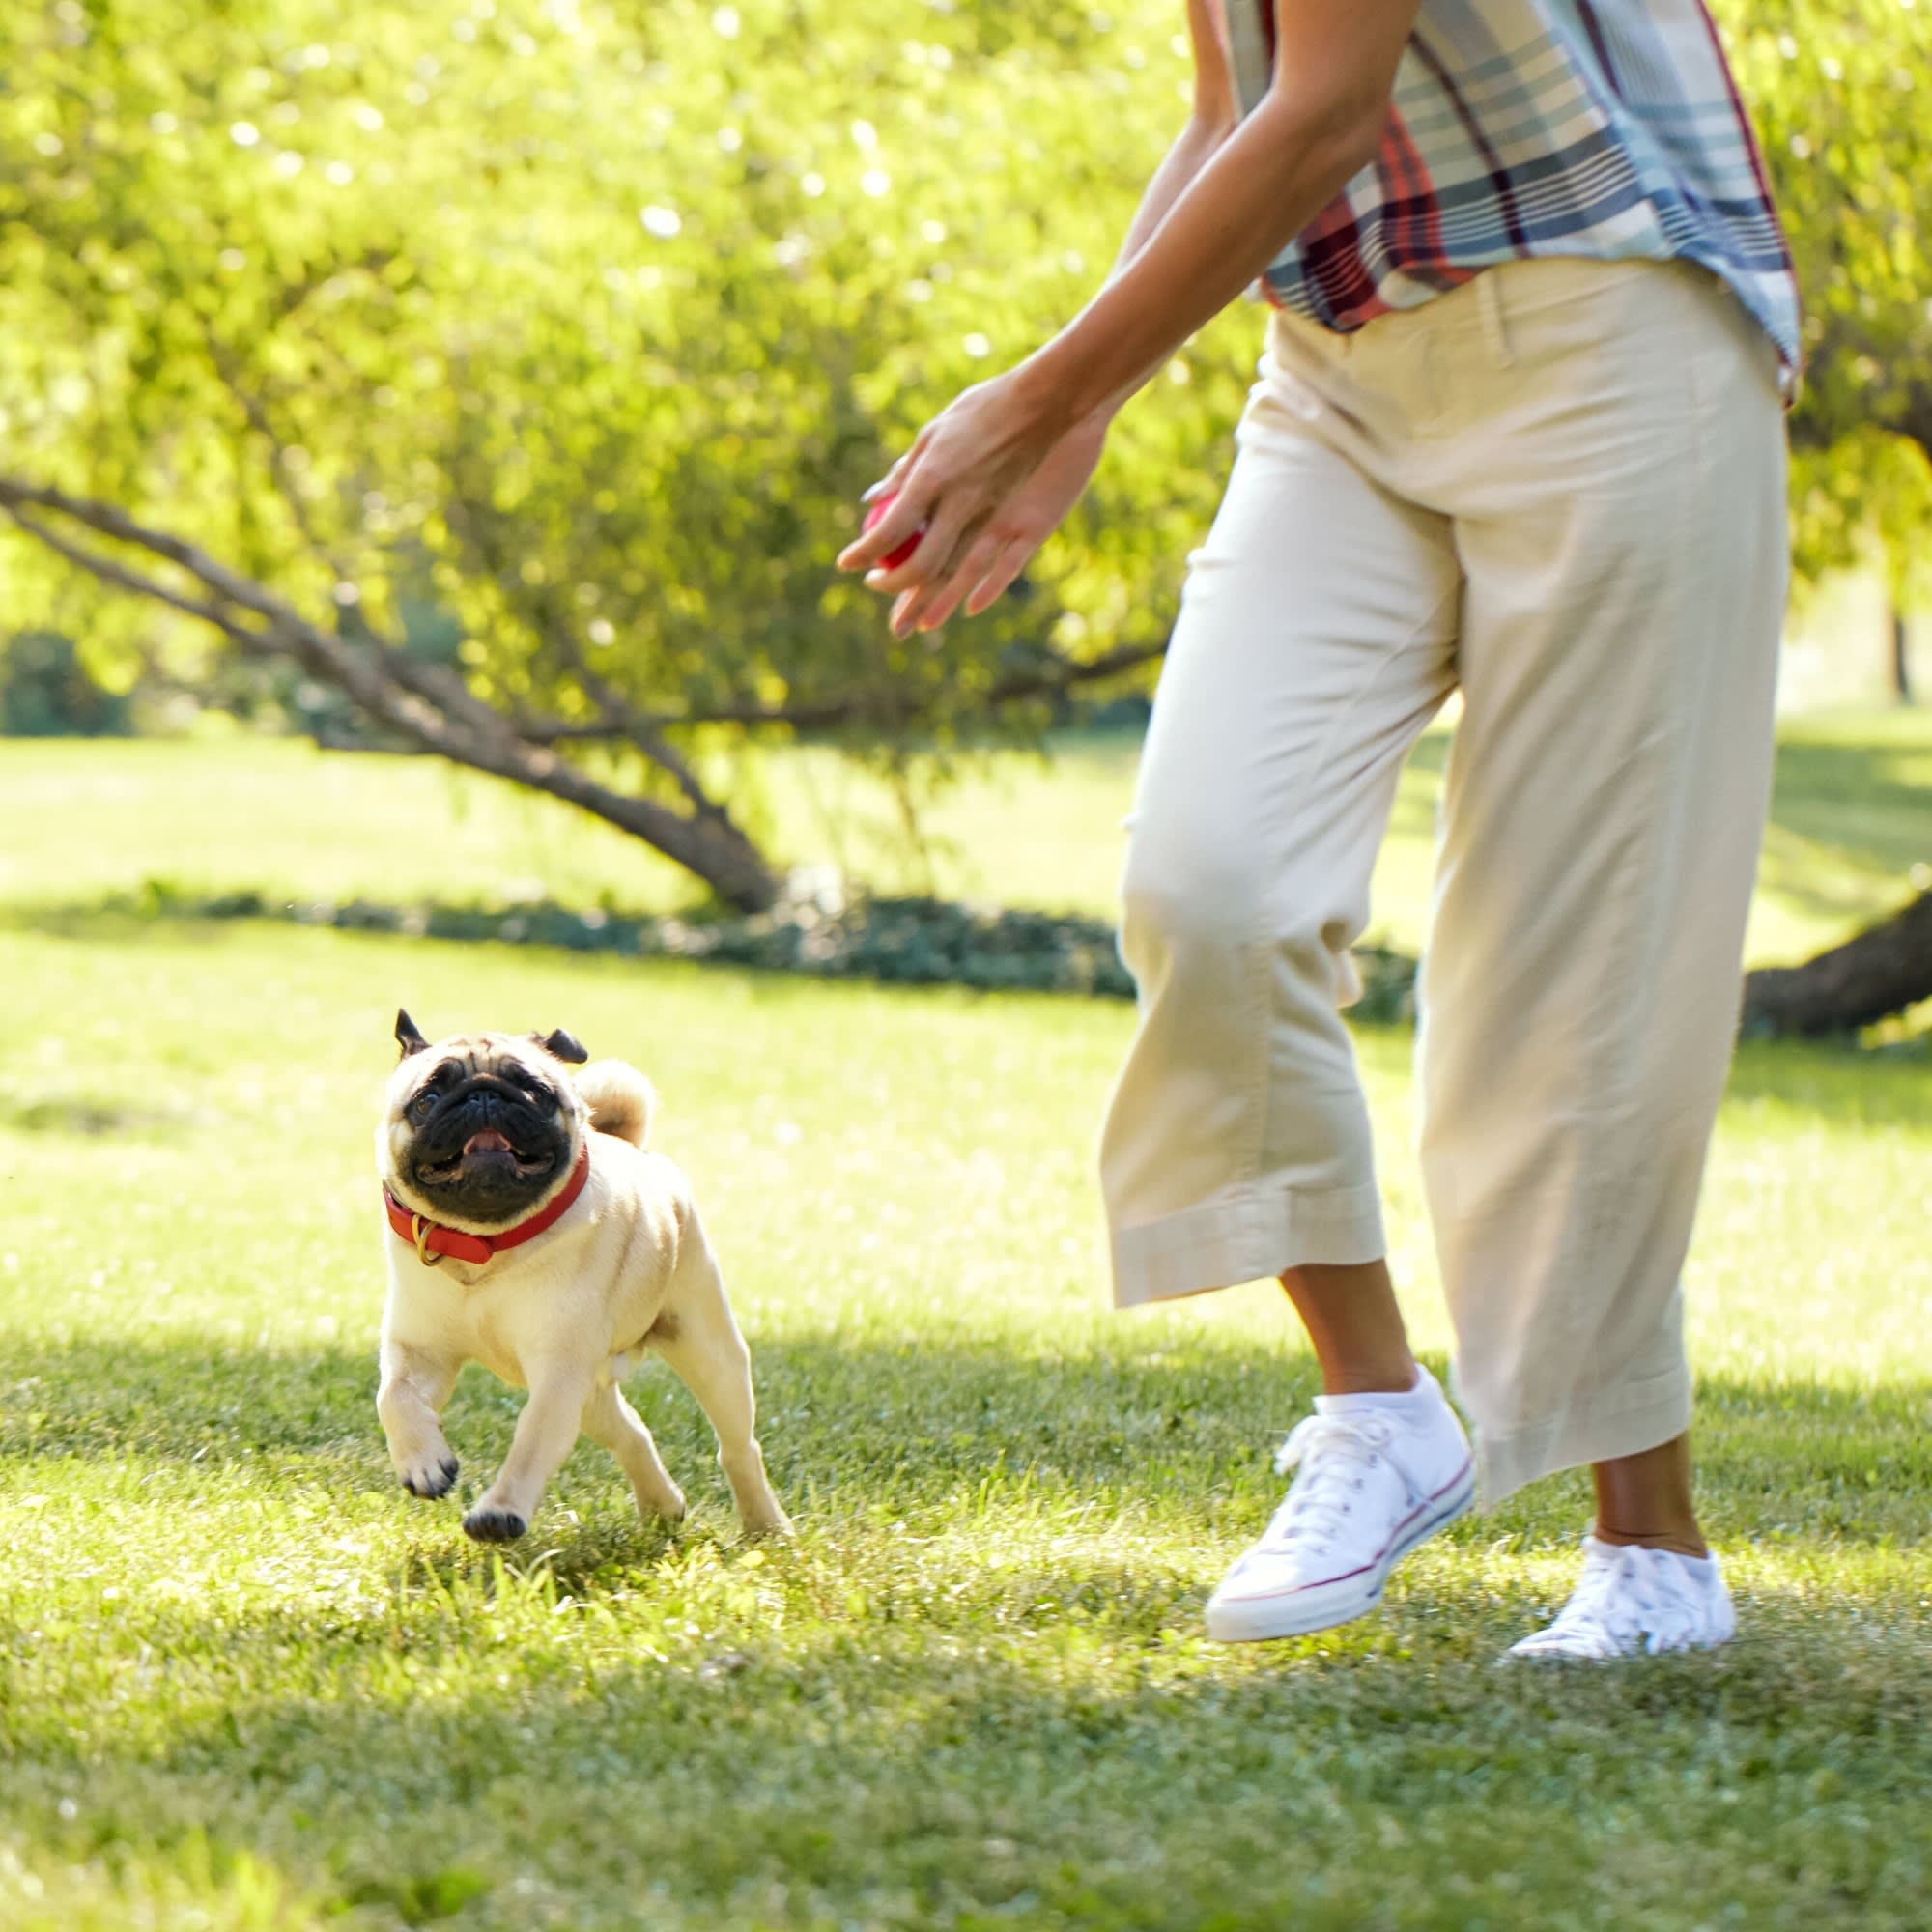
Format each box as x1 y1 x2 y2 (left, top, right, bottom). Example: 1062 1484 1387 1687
197 340 534 745
0 473 781 909
0 503 280 651
518 639 1169 743
526 589 741 826
203 327 341 573
440 493 772 843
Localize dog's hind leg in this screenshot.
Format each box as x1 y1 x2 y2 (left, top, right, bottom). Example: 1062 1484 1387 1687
652 1239 791 1536
580 1380 687 1524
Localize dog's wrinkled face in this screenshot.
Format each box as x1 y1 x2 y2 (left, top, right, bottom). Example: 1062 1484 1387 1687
381 1009 590 1229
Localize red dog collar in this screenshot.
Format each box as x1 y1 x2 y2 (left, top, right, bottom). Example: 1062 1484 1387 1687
384 1147 591 1267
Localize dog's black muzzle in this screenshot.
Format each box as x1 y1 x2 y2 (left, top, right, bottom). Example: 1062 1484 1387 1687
403 1075 573 1220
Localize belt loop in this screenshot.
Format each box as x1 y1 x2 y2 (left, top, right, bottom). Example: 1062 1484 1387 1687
1476 270 1515 369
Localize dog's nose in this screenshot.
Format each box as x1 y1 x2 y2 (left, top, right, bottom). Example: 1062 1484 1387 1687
448 1075 522 1113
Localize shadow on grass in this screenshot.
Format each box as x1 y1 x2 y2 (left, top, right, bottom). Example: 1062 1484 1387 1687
1 1521 1927 1932
1759 736 1932 906
5 1328 1929 1926
1724 1036 1932 1125
6 1329 1927 1555
0 903 246 947
1382 728 1930 940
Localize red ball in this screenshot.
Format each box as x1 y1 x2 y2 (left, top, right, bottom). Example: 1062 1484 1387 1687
863 494 923 571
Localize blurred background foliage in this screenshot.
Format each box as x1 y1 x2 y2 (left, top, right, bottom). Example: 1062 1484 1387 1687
1735 0 1932 614
0 0 1231 734
1 0 1928 877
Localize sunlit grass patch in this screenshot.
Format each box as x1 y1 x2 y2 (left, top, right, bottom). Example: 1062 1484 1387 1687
1 907 1927 1927
5 709 1928 966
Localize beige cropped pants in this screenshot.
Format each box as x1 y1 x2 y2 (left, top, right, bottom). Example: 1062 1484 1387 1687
1101 257 1789 1502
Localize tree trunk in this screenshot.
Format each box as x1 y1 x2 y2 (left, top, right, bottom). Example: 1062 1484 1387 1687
1891 607 1915 705
511 753 782 914
1741 889 1932 1037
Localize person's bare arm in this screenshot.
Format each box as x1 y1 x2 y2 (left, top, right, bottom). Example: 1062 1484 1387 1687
1110 0 1242 282
1015 0 1413 431
864 0 1239 627
842 0 1421 635
1075 0 1244 416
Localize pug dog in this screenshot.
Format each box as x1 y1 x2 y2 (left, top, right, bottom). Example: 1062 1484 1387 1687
375 1010 790 1543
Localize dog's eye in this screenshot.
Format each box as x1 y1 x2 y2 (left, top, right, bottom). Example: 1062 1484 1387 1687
408 1090 440 1122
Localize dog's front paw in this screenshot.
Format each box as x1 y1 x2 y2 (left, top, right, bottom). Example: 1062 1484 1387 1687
462 1504 528 1544
398 1453 460 1500
632 1476 687 1524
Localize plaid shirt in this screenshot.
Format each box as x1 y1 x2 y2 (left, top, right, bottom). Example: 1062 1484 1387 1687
1220 0 1799 374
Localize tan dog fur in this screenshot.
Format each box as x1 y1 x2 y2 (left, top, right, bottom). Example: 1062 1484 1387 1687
375 1027 790 1543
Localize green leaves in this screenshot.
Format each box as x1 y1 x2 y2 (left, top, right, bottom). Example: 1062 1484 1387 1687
2 0 1926 769
1719 0 1932 603
0 1 1210 730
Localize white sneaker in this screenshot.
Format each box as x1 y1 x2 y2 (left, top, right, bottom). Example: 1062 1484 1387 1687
1205 1367 1475 1643
1507 1535 1737 1661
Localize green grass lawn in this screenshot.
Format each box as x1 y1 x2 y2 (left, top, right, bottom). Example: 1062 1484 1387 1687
2 862 1930 1925
6 704 1929 965
3 721 1930 1928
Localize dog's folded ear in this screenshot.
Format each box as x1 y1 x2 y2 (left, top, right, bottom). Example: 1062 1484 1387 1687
395 1009 432 1060
530 1026 589 1065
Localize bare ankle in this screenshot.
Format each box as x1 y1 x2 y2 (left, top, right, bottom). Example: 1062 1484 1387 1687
1590 1432 1706 1559
1278 1261 1417 1401
1320 1361 1420 1397
1592 1523 1709 1559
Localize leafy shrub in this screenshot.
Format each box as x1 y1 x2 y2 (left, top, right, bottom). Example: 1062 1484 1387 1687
0 633 131 737
117 876 1422 1019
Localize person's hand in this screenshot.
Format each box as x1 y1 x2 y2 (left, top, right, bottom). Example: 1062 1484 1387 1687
837 370 1105 639
892 415 1110 633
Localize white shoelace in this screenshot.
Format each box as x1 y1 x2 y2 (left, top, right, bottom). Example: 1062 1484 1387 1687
1525 1543 1711 1658
1254 1412 1405 1557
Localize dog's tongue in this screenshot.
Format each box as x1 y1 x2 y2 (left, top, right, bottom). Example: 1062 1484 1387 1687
463 1129 514 1155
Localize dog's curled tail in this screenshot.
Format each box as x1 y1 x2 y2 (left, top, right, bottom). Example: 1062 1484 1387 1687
576 1059 656 1148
